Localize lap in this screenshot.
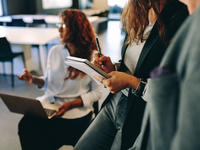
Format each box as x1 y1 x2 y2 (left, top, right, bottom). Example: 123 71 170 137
18 112 92 147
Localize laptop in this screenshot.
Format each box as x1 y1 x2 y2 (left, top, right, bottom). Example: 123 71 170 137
0 93 57 119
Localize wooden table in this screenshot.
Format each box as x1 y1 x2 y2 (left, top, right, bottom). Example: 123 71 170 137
0 26 59 74
0 15 100 25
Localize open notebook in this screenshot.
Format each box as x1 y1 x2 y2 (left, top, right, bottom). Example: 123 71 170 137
65 56 110 84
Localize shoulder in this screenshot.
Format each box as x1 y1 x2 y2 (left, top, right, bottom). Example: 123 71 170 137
161 8 200 69
163 1 188 16
48 44 70 57
49 44 65 54
161 1 188 26
159 1 189 42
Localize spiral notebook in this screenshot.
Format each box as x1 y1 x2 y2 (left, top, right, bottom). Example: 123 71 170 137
65 56 110 84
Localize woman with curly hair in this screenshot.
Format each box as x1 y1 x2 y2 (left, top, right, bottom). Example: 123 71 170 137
17 9 102 150
74 0 188 150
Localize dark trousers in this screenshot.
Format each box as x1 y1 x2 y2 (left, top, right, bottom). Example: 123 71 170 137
18 112 92 150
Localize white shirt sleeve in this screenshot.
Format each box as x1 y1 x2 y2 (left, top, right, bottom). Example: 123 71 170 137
80 84 105 108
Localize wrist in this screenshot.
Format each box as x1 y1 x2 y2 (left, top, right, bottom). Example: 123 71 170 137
68 101 73 109
127 75 140 89
70 98 83 108
32 76 44 87
134 78 147 97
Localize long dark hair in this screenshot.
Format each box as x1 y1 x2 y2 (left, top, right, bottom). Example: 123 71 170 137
61 9 97 79
61 9 97 60
121 0 173 44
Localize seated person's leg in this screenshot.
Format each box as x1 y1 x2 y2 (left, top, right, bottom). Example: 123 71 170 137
18 115 56 150
18 112 92 150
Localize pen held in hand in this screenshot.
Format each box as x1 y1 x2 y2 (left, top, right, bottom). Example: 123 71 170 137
95 37 102 57
95 37 105 68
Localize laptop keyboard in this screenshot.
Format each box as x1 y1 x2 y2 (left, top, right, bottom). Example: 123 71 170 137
44 109 56 116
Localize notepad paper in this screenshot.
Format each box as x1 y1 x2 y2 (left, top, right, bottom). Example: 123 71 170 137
65 56 110 85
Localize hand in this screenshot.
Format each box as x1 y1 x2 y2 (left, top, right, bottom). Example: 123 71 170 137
54 101 72 117
94 71 140 93
17 69 33 84
93 53 115 73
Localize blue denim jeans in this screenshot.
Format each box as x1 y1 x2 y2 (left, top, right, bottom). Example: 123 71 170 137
74 92 128 150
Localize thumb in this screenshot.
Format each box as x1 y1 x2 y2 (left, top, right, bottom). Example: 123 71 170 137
93 75 104 82
17 75 22 80
55 108 65 116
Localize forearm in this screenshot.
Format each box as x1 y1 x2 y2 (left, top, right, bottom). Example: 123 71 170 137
32 76 45 87
70 98 83 108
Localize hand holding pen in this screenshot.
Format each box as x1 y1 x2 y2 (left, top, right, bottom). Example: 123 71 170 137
93 37 115 73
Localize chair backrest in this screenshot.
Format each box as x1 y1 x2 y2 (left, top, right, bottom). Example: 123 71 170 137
7 18 26 27
30 19 47 27
32 19 46 24
0 37 13 57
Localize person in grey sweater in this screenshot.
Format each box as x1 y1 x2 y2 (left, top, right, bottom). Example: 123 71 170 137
129 0 200 149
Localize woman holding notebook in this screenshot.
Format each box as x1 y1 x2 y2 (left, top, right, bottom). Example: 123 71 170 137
74 0 189 149
17 9 102 150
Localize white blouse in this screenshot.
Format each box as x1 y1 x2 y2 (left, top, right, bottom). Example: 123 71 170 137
122 25 153 96
124 25 153 74
37 44 103 118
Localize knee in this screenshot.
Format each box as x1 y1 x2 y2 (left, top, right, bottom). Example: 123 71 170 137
18 116 30 136
18 115 38 137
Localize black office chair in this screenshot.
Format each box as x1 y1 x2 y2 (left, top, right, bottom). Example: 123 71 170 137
29 19 47 27
7 18 26 27
0 37 25 87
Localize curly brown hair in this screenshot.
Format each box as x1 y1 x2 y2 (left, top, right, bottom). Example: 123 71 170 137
61 9 97 79
121 0 172 44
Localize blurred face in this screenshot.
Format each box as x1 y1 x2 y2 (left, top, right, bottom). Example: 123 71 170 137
58 18 67 41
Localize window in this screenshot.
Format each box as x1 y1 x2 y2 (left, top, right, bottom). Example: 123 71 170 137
0 0 3 16
108 0 128 20
42 0 73 9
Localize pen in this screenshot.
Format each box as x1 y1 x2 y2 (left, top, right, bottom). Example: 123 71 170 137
95 37 102 57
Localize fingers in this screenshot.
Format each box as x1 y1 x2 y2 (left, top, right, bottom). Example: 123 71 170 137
55 102 71 117
102 78 111 89
17 75 23 80
93 54 108 65
93 75 104 82
55 105 66 116
93 75 107 87
99 56 110 63
93 52 104 58
93 59 102 69
54 108 65 117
